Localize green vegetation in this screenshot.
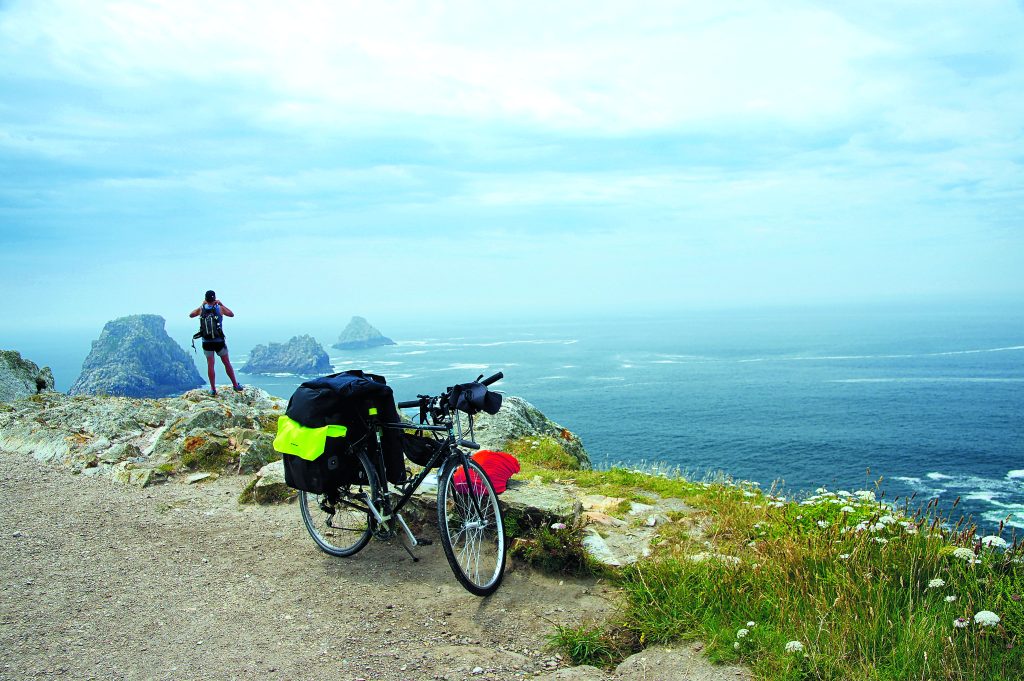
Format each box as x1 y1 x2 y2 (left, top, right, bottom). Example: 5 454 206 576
531 458 1022 680
180 435 235 471
548 623 626 668
510 514 606 578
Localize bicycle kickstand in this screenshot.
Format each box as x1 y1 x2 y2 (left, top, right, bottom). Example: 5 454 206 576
392 513 420 563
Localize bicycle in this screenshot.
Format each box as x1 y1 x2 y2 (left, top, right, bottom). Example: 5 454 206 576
295 371 507 596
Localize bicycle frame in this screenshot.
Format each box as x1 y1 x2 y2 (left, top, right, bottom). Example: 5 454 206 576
362 411 487 531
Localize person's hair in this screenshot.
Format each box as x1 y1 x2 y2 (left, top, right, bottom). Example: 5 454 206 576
205 290 216 302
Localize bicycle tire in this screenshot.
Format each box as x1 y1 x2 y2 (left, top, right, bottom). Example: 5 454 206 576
436 456 506 596
299 448 378 557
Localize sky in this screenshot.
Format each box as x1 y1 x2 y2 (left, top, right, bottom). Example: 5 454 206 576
1 0 1023 334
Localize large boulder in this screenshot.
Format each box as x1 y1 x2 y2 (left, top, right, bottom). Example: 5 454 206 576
0 350 55 402
466 396 591 469
69 315 204 398
332 316 395 350
241 334 332 375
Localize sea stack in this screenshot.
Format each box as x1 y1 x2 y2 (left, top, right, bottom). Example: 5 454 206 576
241 335 332 375
68 315 204 398
0 350 55 402
332 316 396 350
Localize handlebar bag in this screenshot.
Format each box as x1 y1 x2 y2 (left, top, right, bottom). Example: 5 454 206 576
448 382 502 415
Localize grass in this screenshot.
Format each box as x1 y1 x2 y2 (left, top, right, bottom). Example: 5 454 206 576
534 454 1023 680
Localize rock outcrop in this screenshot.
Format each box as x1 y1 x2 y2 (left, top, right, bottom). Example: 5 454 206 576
0 387 285 486
68 315 204 398
333 316 395 350
464 395 591 469
241 334 332 375
0 350 55 402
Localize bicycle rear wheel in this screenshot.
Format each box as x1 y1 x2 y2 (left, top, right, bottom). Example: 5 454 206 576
299 448 378 557
437 456 506 596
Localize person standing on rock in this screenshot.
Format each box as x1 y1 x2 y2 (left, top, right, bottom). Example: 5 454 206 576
189 290 243 396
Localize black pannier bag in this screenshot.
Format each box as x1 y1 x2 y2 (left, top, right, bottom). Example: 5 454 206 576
275 370 405 489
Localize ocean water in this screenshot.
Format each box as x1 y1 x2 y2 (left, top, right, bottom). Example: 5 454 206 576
9 304 1024 531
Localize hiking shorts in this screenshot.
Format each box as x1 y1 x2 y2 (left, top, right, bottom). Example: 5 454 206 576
202 340 228 357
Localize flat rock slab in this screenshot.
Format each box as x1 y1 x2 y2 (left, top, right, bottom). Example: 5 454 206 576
536 645 752 681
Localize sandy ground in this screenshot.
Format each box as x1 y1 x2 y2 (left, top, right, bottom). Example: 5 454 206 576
0 451 616 681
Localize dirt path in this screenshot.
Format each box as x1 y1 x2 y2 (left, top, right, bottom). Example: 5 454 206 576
0 451 615 681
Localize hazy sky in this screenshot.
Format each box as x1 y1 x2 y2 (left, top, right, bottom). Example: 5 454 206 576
1 1 1022 332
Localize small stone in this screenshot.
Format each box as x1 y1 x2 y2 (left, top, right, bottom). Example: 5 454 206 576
12 531 23 538
471 667 484 675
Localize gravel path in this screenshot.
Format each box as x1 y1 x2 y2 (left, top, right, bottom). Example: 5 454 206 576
0 451 615 681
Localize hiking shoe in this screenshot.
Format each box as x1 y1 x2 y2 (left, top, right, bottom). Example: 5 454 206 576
232 384 244 392
210 389 218 396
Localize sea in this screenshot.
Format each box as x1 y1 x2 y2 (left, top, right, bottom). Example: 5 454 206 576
10 303 1024 532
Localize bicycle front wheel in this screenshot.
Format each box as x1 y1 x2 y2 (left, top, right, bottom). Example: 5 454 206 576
299 448 378 557
437 456 506 596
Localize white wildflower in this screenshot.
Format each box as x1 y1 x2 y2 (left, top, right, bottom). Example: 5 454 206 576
784 641 804 653
837 490 852 497
927 578 946 589
945 595 957 602
974 610 1000 627
873 537 889 545
734 642 740 650
980 536 1008 549
871 522 886 532
736 628 749 639
747 541 757 549
841 506 856 513
768 501 785 508
952 547 975 561
878 515 897 525
953 617 969 629
742 491 755 498
815 487 828 494
550 522 567 530
902 523 918 535
817 520 830 529
838 553 851 560
746 621 756 628
796 515 803 520
854 490 876 502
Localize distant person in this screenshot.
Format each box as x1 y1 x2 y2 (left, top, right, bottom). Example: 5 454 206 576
190 290 243 396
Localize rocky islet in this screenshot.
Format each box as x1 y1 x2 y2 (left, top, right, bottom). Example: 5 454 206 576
240 334 332 375
0 350 55 402
333 315 396 350
68 314 204 398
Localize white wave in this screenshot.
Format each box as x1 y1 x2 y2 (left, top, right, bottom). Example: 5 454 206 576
738 345 1024 364
1007 470 1024 480
267 372 296 378
926 472 954 480
431 363 489 372
560 365 577 369
893 476 922 484
981 509 1024 529
538 375 567 381
398 350 428 355
367 361 403 366
620 364 634 369
963 491 1003 503
588 376 626 381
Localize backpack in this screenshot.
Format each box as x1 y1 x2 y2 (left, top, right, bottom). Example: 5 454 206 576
193 305 224 343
